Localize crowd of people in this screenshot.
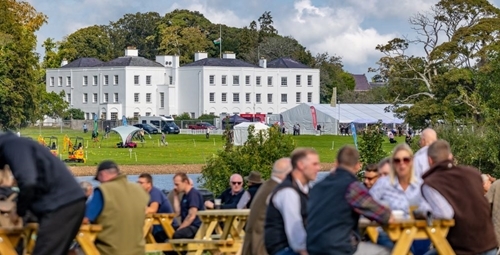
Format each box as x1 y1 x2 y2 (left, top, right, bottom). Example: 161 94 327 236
1 127 499 255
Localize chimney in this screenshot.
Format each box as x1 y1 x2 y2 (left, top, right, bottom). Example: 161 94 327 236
259 57 267 68
61 58 68 67
125 46 138 57
222 51 236 59
194 51 208 61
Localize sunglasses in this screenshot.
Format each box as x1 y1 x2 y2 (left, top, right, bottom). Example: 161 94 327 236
231 182 242 185
393 157 411 164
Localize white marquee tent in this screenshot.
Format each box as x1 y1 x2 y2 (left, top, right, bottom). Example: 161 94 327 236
111 126 141 144
233 122 270 146
272 103 410 135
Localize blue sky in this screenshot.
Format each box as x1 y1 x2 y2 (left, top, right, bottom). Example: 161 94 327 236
27 0 500 76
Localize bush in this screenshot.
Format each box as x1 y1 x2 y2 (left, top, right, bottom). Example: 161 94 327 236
199 125 295 195
358 121 387 167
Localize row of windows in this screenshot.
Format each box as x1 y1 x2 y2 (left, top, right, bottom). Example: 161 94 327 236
49 75 174 87
133 93 152 103
208 74 313 87
209 92 313 104
70 92 166 108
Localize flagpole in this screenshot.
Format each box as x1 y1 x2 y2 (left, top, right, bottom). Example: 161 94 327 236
219 24 222 59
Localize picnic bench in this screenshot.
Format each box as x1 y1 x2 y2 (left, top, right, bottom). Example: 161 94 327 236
169 209 249 255
22 223 102 255
359 218 455 255
144 213 177 252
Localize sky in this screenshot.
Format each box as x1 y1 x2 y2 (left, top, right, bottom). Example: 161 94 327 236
26 0 500 77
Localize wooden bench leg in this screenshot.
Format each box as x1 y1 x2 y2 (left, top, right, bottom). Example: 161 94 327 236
0 234 18 255
76 233 99 255
391 227 417 255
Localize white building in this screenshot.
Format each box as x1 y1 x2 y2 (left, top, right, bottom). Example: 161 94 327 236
46 48 320 120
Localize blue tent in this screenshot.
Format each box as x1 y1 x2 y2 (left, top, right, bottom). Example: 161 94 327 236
227 115 250 123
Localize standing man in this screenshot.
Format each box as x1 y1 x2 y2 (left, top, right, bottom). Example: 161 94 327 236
422 140 497 254
0 132 86 255
264 148 321 255
413 128 437 178
307 146 392 255
242 158 292 255
84 160 149 255
172 173 205 239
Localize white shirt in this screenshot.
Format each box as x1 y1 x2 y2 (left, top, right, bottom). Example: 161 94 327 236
421 184 454 219
413 146 430 178
272 179 309 252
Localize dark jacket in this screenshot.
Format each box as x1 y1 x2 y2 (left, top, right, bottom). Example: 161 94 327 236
422 160 498 254
217 188 246 209
0 132 85 216
246 183 262 208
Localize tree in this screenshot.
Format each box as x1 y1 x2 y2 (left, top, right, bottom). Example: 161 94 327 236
257 11 278 42
312 53 346 103
0 0 47 130
242 36 314 65
175 112 191 120
197 114 217 120
155 25 210 64
358 122 386 167
200 125 295 195
40 91 69 119
58 25 114 61
64 108 85 120
339 87 390 104
42 38 62 69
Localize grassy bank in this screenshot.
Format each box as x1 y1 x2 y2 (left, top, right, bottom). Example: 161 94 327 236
21 127 407 167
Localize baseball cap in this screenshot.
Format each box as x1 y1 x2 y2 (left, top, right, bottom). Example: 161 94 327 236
95 160 119 180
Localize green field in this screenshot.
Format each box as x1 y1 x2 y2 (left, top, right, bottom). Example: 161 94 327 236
20 128 407 166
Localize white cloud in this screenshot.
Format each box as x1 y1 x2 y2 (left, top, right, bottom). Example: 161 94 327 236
169 1 250 27
345 0 437 19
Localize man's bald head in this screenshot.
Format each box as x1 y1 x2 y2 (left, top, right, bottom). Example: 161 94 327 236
420 128 437 147
272 157 292 180
229 174 243 193
229 174 243 182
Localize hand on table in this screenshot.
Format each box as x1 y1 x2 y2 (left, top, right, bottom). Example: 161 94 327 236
204 201 214 209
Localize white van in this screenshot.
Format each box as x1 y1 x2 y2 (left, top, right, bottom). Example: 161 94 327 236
138 116 180 134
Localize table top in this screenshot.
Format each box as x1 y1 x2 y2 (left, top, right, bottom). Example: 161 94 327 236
198 209 250 216
358 218 455 228
145 213 176 218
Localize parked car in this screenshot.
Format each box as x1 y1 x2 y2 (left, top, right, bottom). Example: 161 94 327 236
133 123 159 134
188 122 216 130
161 122 180 134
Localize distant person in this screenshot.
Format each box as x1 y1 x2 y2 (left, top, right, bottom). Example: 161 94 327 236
104 125 110 138
0 132 86 255
206 128 210 139
83 123 87 133
244 171 264 208
413 128 438 178
161 132 168 146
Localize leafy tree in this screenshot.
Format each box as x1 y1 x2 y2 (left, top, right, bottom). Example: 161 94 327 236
58 25 114 61
200 125 295 195
358 121 387 167
175 112 191 120
339 87 390 104
42 38 62 69
155 25 210 64
257 11 278 42
197 114 218 120
40 91 69 119
312 53 345 103
64 108 85 120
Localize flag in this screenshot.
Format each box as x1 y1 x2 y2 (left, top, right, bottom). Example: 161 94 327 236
279 114 284 127
310 106 317 129
213 38 221 45
93 114 98 131
122 115 127 126
351 122 358 149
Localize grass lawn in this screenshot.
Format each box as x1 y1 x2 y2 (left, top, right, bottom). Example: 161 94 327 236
20 127 408 166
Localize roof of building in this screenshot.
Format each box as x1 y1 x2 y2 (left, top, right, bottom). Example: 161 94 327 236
267 57 310 68
352 74 371 91
61 58 103 68
182 58 259 68
95 56 164 67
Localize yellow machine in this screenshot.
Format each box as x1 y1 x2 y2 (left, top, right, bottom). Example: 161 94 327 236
44 136 58 157
63 135 86 163
37 135 45 147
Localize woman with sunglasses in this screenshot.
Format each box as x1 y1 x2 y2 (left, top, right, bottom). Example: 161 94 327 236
369 143 431 255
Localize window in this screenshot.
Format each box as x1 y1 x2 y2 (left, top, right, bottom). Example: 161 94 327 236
50 77 54 87
66 76 71 86
296 75 301 86
307 75 313 86
169 76 173 85
58 77 62 87
134 93 139 103
83 76 88 86
146 93 151 103
209 93 215 102
85 113 90 120
92 93 97 103
233 93 239 102
93 75 98 85
256 94 261 103
233 75 239 85
267 76 273 86
221 93 227 102
245 75 250 85
67 93 71 104
133 112 140 119
114 75 118 85
245 93 251 103
83 93 88 103
114 93 118 103
111 112 118 120
209 75 215 85
222 75 227 85
104 93 108 103
267 93 273 103
281 77 287 86
281 94 287 103
160 92 165 108
104 75 109 85
146 75 151 85
145 112 151 116
256 76 261 86
307 92 313 103
296 92 301 103
134 75 139 85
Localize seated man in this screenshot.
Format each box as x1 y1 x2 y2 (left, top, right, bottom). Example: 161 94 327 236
422 140 497 255
172 173 205 239
84 161 149 255
205 174 250 209
137 173 178 242
79 181 93 199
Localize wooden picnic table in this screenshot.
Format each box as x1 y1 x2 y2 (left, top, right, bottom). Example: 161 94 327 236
143 213 177 252
169 209 249 255
359 218 455 255
23 223 102 255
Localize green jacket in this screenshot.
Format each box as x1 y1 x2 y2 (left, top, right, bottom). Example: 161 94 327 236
95 174 149 255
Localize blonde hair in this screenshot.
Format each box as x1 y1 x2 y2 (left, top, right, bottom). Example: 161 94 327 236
389 143 417 185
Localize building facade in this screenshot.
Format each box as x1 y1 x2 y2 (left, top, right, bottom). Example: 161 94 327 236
46 49 320 120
